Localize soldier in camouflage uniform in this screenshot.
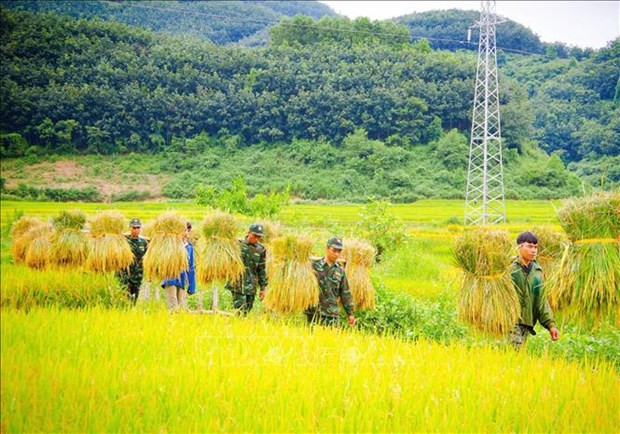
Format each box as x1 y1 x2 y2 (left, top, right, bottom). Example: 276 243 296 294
509 231 559 349
226 223 268 315
116 218 148 305
306 237 356 327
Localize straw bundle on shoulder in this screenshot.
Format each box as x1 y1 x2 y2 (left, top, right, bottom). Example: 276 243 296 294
529 225 568 273
196 212 243 285
342 239 376 310
143 212 188 281
11 217 44 263
87 211 134 273
264 234 319 314
50 211 90 268
546 193 620 322
453 228 520 335
24 224 54 269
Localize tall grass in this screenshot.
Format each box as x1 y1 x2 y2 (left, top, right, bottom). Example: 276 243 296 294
1 308 618 433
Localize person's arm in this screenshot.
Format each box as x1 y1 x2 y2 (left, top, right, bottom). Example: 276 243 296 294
258 248 268 300
339 273 355 325
536 285 559 340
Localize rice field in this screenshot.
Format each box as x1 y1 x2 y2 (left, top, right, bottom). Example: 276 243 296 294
2 308 618 433
1 199 619 432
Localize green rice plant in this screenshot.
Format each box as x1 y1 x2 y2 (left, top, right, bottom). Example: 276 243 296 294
143 211 188 280
196 212 243 285
343 239 376 310
87 211 134 273
1 264 127 309
264 234 319 313
547 193 620 323
454 228 520 335
1 308 618 432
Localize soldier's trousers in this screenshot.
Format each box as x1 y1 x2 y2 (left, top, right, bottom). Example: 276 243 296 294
508 324 530 349
126 284 140 305
231 291 255 315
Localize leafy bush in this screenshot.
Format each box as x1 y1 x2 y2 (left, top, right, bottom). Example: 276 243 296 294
355 283 467 342
356 198 407 259
196 177 290 218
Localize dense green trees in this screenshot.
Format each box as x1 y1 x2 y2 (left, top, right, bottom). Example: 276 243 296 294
4 0 336 45
0 6 617 198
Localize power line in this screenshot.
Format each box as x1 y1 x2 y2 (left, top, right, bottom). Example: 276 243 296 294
96 0 551 57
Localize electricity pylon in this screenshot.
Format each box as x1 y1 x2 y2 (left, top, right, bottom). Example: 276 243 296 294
464 0 507 225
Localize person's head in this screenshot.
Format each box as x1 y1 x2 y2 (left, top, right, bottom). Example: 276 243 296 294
129 218 142 237
247 223 264 244
517 231 538 263
326 237 343 263
184 222 192 241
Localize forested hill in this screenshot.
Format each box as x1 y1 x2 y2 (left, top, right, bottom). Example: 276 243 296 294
395 9 595 59
3 0 337 46
0 8 618 200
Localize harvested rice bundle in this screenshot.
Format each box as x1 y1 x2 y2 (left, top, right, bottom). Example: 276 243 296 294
454 228 520 335
529 225 568 272
143 212 188 281
24 224 54 269
342 239 376 310
546 193 620 321
50 211 90 268
264 234 319 314
87 211 134 273
11 217 44 263
196 212 243 285
52 210 86 231
260 220 282 244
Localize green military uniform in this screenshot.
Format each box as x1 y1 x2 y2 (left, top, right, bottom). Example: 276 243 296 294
117 218 148 304
509 257 556 348
306 257 354 326
226 235 268 314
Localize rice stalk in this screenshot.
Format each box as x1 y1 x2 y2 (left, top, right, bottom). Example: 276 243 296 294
49 229 90 268
24 224 54 269
264 234 319 313
87 211 134 273
546 193 620 323
343 239 376 310
52 210 86 231
11 217 44 264
453 228 519 335
143 212 188 281
196 212 243 285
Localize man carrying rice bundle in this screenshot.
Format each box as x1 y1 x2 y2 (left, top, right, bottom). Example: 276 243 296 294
509 231 560 348
226 223 268 315
117 218 148 305
306 237 355 327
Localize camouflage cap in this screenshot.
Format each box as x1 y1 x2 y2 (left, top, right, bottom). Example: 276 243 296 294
326 236 344 250
249 223 264 237
129 218 142 228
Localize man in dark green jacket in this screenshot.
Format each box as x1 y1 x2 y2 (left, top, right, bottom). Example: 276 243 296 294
509 231 560 348
226 223 268 315
306 237 355 327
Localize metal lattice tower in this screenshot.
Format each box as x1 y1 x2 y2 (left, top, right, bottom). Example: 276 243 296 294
464 1 506 225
